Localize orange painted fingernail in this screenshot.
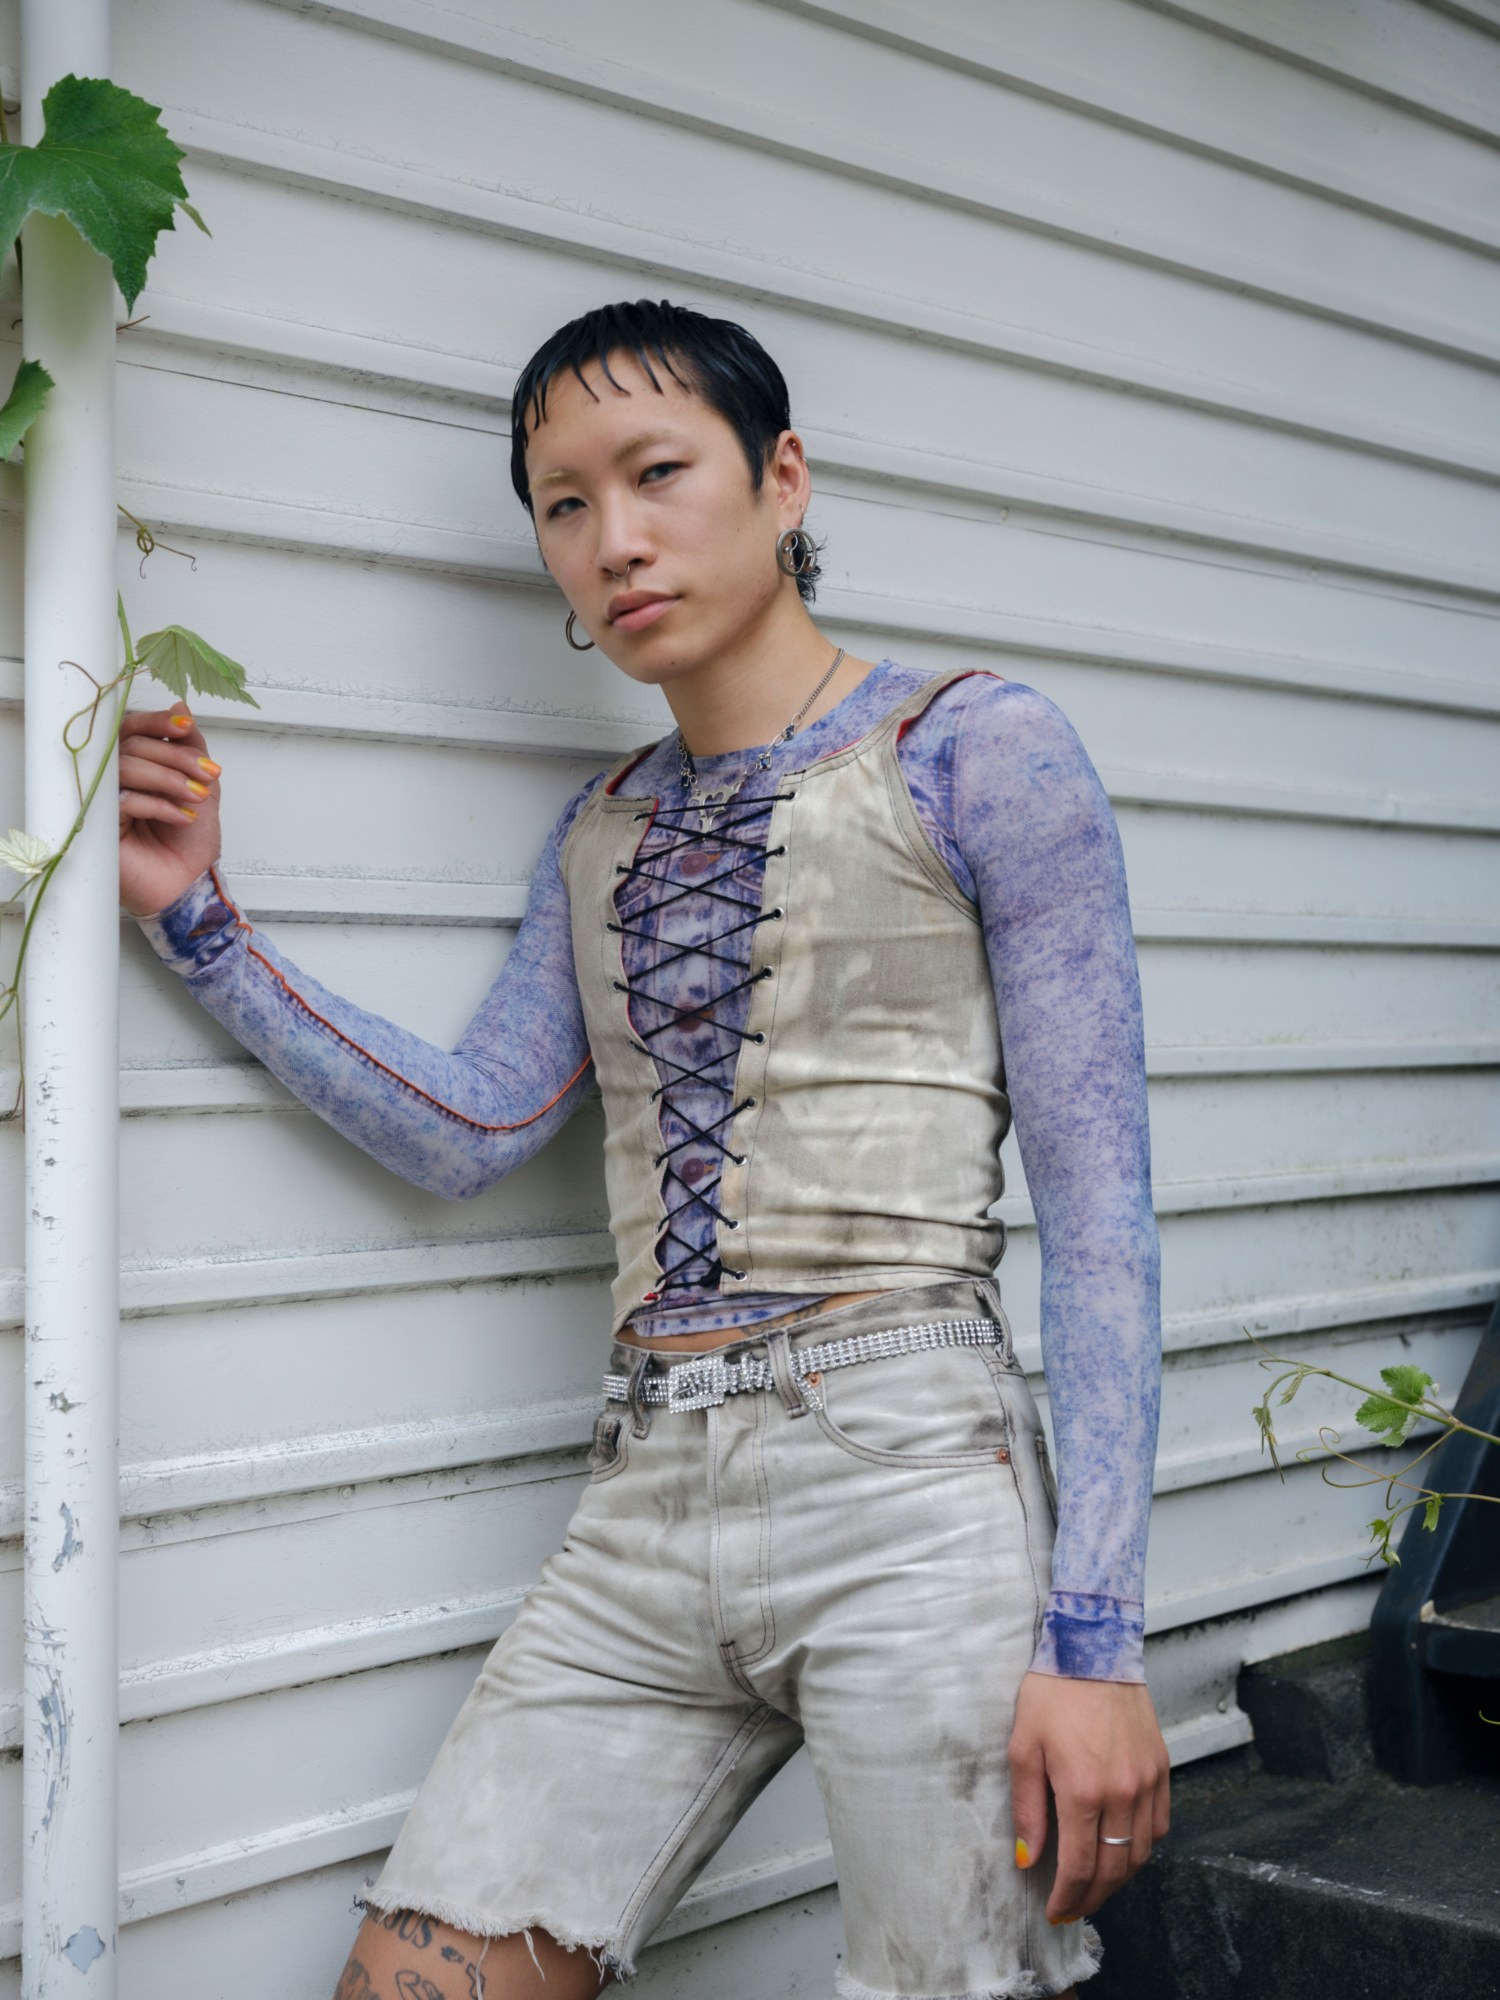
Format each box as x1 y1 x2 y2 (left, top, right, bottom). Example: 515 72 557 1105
1015 1839 1030 1867
196 757 221 776
170 713 190 728
185 778 210 798
178 805 197 820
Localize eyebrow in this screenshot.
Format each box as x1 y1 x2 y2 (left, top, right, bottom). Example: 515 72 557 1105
530 428 684 490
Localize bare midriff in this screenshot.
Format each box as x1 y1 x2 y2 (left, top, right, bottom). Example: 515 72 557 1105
614 1288 886 1353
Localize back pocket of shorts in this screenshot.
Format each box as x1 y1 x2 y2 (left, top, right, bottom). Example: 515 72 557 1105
811 1340 1012 1466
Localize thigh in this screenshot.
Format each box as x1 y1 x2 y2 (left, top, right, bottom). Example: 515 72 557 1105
788 1354 1103 1997
336 1908 607 1998
361 1398 804 1984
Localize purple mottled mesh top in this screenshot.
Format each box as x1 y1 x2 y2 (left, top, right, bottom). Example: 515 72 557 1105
139 658 1161 1684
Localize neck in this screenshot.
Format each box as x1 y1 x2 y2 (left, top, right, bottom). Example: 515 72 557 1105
663 595 877 756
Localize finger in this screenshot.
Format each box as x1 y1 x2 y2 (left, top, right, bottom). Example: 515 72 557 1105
1045 1794 1099 1926
120 705 205 751
1132 1789 1158 1873
120 788 202 828
119 749 218 808
1068 1789 1156 1923
119 733 221 782
1008 1734 1050 1874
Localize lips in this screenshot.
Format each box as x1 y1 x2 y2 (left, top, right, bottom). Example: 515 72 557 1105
607 589 677 627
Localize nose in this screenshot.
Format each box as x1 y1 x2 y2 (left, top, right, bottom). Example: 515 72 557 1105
594 495 655 584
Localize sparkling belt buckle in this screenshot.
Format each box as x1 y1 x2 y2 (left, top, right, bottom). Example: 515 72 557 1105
665 1352 733 1413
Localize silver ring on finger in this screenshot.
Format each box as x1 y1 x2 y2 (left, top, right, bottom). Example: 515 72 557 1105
1098 1834 1133 1845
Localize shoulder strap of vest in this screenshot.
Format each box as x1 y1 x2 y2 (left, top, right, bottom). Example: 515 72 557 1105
882 664 1003 743
601 734 667 797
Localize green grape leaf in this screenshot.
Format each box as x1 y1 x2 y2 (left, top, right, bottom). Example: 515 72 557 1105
1367 1516 1400 1566
1354 1363 1434 1447
136 626 259 707
0 359 54 460
0 76 210 312
0 828 53 881
1380 1363 1435 1405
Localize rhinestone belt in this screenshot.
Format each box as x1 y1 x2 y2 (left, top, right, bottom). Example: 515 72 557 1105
602 1315 1003 1415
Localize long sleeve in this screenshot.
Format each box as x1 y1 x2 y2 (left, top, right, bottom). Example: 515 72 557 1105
134 774 605 1198
902 675 1161 1684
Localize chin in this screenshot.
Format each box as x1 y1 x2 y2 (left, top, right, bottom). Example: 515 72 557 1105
608 631 715 687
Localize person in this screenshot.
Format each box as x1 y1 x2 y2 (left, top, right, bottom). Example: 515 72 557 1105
118 298 1169 2000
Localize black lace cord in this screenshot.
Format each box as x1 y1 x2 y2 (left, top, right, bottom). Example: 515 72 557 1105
612 790 792 1300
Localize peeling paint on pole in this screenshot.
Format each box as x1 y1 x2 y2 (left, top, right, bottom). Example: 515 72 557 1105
19 3 122 1992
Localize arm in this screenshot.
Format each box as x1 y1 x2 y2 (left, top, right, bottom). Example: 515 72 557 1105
123 705 600 1197
934 677 1161 1684
912 673 1168 1925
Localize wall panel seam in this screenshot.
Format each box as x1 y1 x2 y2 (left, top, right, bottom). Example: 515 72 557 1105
158 107 1500 373
764 0 1500 249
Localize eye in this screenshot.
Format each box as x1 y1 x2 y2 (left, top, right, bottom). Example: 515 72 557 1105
641 460 683 484
545 495 581 520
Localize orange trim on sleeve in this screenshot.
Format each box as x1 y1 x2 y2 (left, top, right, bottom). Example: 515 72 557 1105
207 864 593 1135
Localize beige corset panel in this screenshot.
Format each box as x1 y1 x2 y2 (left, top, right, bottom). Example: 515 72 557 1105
561 668 1011 1334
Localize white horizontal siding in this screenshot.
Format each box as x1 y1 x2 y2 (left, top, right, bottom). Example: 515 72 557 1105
1 0 1497 1990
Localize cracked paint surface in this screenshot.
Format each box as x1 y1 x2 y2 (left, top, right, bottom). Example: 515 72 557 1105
62 1927 105 1971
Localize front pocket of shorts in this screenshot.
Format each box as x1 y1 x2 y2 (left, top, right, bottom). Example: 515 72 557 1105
587 1408 630 1481
810 1340 1014 1467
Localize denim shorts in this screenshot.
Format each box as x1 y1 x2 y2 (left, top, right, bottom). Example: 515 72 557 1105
361 1278 1104 1999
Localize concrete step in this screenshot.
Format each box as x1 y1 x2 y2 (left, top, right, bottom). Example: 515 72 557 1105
1090 1745 1500 1999
1089 1634 1500 1999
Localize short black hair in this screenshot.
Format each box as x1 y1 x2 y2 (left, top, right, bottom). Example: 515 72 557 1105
510 298 822 601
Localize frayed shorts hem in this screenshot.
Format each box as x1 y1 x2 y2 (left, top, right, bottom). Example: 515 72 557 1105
357 1880 639 1983
833 1916 1103 1999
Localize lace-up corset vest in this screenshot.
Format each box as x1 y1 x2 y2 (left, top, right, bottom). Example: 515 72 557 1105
560 667 1013 1336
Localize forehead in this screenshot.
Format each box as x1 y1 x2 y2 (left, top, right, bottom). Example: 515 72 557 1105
523 348 724 480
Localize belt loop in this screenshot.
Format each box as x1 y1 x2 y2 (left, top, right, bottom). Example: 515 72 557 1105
975 1277 1015 1367
765 1327 816 1419
625 1350 655 1437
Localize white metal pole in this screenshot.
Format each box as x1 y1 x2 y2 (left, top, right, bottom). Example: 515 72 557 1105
19 2 119 1994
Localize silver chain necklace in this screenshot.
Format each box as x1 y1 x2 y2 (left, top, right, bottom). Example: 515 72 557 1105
676 647 846 830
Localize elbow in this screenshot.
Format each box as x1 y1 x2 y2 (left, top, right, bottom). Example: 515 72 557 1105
427 1164 498 1202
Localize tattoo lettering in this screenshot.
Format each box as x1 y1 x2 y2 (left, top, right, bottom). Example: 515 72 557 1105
440 1942 487 1999
394 1974 445 2000
333 1957 376 2000
376 1909 435 1952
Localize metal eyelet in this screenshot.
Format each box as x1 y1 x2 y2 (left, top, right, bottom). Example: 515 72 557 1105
729 1269 748 1280
606 921 620 932
612 980 625 991
725 1218 741 1230
769 907 784 919
732 1152 747 1165
752 1032 766 1044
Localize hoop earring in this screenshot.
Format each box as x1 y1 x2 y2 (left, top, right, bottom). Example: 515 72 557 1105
564 610 595 651
776 525 820 581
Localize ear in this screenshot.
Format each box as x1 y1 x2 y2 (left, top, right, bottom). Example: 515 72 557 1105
768 428 812 521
